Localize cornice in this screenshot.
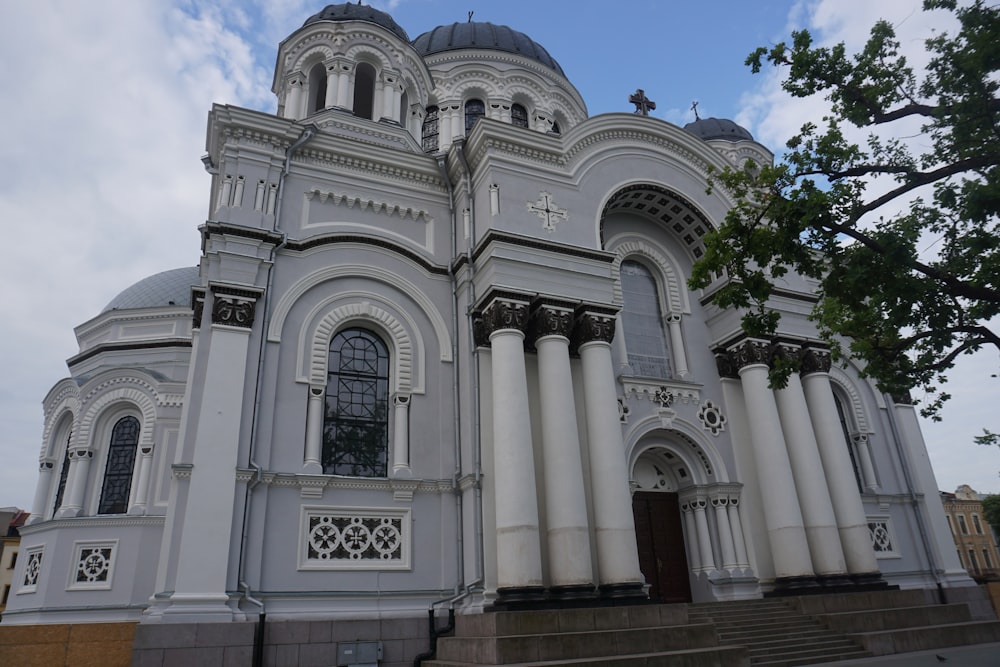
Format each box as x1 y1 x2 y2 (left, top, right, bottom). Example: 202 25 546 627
19 515 165 535
467 229 615 266
284 234 448 275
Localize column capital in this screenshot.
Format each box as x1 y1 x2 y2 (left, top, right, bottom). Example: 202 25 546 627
476 292 531 343
800 346 833 376
730 338 773 371
572 307 618 347
528 300 575 344
210 286 261 329
192 288 206 330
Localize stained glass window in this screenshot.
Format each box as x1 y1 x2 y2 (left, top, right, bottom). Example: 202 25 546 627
620 260 671 378
97 416 139 515
422 105 439 152
465 99 485 135
323 328 389 477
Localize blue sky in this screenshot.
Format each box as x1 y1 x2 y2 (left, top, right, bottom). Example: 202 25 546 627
1 0 996 509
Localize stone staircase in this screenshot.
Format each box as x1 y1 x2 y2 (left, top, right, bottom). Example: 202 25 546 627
423 604 748 666
687 599 871 667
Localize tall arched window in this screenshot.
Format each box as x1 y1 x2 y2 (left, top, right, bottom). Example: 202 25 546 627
307 63 328 114
399 90 409 126
52 429 72 516
422 105 439 152
465 99 485 135
833 394 864 492
620 259 671 378
98 415 140 515
324 328 390 477
353 62 376 120
511 103 529 128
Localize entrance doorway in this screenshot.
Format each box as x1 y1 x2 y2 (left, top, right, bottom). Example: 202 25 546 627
632 491 692 603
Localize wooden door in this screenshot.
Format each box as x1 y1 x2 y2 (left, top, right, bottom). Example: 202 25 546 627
632 491 692 603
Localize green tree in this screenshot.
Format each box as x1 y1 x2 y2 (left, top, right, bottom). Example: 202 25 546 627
690 0 1000 420
983 494 1000 539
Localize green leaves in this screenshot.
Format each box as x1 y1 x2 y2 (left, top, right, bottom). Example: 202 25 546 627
692 0 1000 417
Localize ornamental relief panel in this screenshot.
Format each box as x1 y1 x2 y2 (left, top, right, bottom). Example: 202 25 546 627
300 506 411 571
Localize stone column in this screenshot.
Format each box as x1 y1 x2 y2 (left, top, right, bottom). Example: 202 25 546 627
336 63 351 109
577 309 646 600
681 501 702 570
853 434 879 491
164 286 261 621
727 496 751 569
666 313 689 378
303 386 324 473
127 444 155 515
800 348 882 581
285 75 304 120
730 339 816 588
711 492 739 571
773 345 849 582
392 394 411 478
57 447 94 518
530 302 595 600
29 459 55 523
692 494 717 572
324 64 337 109
482 294 544 605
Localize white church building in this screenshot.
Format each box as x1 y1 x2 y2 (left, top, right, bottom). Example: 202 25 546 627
5 0 974 646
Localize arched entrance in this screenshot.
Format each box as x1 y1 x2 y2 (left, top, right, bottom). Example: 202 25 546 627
631 450 691 603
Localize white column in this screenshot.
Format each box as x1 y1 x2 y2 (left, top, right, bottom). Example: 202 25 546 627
712 494 739 570
303 386 324 473
484 297 544 601
800 349 881 577
727 498 751 569
164 289 259 621
773 350 848 578
324 66 337 108
450 105 463 143
29 459 55 523
285 76 304 120
578 310 645 599
612 314 632 377
128 445 155 515
336 65 351 109
693 496 717 571
533 304 595 597
681 501 702 570
57 448 93 518
380 75 394 120
392 394 411 477
854 434 879 491
666 314 689 379
733 340 815 583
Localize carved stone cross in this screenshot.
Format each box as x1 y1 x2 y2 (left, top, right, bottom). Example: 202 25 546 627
527 191 568 232
629 88 656 116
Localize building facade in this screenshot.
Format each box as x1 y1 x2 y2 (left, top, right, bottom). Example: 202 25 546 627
941 485 1000 579
4 1 973 636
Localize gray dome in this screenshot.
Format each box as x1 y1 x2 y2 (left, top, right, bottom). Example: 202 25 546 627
103 267 199 313
302 3 409 42
683 117 754 142
413 22 564 76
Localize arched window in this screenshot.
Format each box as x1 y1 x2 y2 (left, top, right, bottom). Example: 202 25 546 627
550 121 561 135
833 393 864 492
98 415 140 514
308 63 328 114
511 103 529 128
52 429 72 516
620 259 671 378
465 99 485 135
323 328 390 477
422 105 439 152
353 62 376 120
399 90 409 126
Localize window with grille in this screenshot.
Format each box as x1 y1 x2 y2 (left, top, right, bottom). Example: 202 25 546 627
465 99 485 134
511 103 528 128
98 416 139 515
620 260 671 378
422 105 439 152
323 328 390 477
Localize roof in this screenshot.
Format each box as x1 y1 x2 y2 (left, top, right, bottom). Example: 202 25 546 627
102 266 200 313
302 3 409 42
683 117 754 142
412 22 564 76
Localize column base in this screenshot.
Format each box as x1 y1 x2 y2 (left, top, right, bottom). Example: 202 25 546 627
765 575 822 596
490 586 547 611
598 582 649 604
817 573 855 589
548 584 599 603
850 571 895 590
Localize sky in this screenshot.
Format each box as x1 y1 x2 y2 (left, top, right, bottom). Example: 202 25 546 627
1 0 997 509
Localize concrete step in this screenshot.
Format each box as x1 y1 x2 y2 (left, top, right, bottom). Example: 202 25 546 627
816 603 972 633
424 644 748 667
436 623 719 664
849 619 1000 656
454 604 689 638
753 649 872 667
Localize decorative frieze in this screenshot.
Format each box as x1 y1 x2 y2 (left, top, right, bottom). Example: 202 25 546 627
299 506 410 570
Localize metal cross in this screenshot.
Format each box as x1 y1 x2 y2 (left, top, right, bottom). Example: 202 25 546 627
629 88 656 116
691 100 700 120
527 192 568 232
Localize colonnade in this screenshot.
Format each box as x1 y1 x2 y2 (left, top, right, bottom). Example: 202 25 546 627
678 485 750 574
720 339 883 590
282 61 412 130
477 293 646 605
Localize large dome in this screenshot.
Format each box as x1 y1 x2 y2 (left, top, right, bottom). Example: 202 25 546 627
102 266 199 313
683 117 754 142
302 3 409 42
412 22 564 76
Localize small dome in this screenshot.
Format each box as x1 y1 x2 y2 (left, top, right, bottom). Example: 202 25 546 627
683 117 754 142
413 22 564 76
302 3 409 42
103 267 199 313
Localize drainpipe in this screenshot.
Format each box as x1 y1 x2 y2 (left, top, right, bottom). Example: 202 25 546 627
883 393 945 603
237 124 319 667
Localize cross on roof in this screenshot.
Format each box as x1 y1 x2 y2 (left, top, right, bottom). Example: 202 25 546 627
691 100 700 120
629 89 656 116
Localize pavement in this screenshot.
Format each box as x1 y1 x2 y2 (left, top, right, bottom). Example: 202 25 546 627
800 643 1000 666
